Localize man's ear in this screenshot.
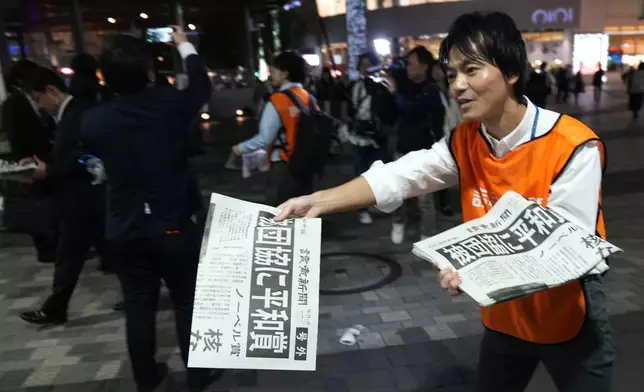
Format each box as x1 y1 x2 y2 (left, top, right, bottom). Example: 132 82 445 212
507 74 519 86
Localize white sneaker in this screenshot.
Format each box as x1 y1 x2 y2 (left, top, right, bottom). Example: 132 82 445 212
359 211 373 225
391 223 405 244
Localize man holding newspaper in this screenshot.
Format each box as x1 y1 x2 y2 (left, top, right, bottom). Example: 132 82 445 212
276 11 615 392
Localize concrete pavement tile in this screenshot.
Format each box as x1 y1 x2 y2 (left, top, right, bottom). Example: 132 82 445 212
24 338 61 349
0 359 44 371
364 321 403 333
398 327 431 344
23 365 63 386
434 314 467 324
323 376 350 392
7 297 41 310
391 366 419 391
95 360 123 380
357 332 385 349
380 310 411 323
68 342 108 356
409 307 443 320
385 346 412 367
380 330 404 347
30 346 72 360
401 319 437 328
364 349 390 370
423 325 458 340
54 362 103 384
0 369 34 389
361 305 392 314
360 292 379 302
0 348 35 362
41 356 81 367
448 320 484 337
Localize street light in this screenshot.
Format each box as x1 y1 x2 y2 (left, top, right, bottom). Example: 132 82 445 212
107 17 116 24
140 13 149 19
188 23 196 31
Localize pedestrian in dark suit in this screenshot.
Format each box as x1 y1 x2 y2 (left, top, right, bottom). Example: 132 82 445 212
81 27 218 392
1 60 58 262
19 67 107 325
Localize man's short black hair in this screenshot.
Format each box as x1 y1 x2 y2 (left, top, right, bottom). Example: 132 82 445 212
439 11 527 99
72 53 99 74
100 34 150 94
358 51 379 68
272 51 307 84
406 46 436 68
6 60 39 91
25 66 68 94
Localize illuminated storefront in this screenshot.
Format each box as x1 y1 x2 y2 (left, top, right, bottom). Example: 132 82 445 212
605 26 644 68
317 0 579 70
573 33 609 74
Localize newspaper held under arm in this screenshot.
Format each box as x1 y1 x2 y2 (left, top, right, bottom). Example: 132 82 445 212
0 159 37 182
241 150 269 178
188 193 321 371
413 191 621 307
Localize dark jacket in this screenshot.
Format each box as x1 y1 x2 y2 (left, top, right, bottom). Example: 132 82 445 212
2 91 55 161
45 97 104 217
81 53 211 241
394 81 445 154
348 77 398 127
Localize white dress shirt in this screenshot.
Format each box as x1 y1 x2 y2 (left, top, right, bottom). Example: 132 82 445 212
362 98 607 272
56 95 74 123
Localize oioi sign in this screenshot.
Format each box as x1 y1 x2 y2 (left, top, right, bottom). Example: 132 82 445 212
531 8 574 25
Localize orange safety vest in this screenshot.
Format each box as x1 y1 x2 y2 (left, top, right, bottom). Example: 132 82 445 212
269 88 311 162
449 113 606 344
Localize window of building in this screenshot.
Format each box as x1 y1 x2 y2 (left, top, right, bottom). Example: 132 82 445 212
317 0 468 18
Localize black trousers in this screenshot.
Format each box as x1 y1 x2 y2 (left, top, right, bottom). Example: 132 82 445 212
31 231 58 262
41 211 105 316
477 277 615 392
266 162 313 207
112 220 207 390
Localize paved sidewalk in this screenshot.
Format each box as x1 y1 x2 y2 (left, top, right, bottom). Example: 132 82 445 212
1 100 644 392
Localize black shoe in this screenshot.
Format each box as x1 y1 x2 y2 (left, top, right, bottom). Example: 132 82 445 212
20 310 66 326
113 301 125 312
37 255 56 264
188 369 224 392
137 363 169 392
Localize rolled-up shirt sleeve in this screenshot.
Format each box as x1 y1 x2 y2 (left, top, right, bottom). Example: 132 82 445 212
361 136 460 213
237 102 281 154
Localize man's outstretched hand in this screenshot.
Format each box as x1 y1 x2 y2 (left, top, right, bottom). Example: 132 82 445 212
275 194 322 221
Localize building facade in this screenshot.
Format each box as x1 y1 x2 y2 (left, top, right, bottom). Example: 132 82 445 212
316 0 644 74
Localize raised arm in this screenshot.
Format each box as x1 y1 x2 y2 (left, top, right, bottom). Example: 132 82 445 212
275 136 459 220
172 26 212 124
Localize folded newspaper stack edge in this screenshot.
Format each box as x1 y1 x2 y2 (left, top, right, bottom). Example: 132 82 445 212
0 160 37 181
412 190 622 307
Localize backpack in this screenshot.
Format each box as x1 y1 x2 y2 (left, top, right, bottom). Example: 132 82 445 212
277 89 336 177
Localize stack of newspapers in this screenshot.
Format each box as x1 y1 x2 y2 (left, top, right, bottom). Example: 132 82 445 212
413 191 622 307
0 159 36 180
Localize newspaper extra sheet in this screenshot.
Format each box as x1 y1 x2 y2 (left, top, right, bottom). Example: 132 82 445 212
413 191 622 307
188 193 321 371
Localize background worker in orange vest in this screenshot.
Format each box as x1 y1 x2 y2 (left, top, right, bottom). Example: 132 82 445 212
274 11 614 392
232 51 314 206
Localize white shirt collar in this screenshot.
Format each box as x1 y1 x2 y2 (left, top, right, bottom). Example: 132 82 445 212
22 91 41 116
480 97 537 158
56 95 74 123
